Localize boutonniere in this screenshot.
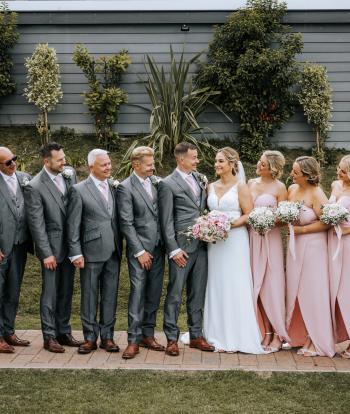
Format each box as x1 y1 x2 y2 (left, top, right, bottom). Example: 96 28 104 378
196 173 208 190
110 178 120 189
149 175 161 187
61 168 74 180
21 177 30 187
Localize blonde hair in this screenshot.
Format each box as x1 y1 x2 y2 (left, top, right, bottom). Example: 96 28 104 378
263 150 285 179
295 156 321 186
130 146 154 163
217 147 240 176
339 155 350 180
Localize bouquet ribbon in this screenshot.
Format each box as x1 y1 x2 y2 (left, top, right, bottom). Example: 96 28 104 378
288 223 296 260
332 224 342 261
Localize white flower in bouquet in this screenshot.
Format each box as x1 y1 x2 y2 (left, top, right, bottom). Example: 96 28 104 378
275 201 303 224
182 210 232 243
320 203 349 226
248 206 276 235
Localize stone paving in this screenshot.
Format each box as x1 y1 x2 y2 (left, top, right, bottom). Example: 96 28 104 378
0 330 350 372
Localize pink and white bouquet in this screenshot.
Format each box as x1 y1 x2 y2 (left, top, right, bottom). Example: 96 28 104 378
275 201 303 224
248 206 276 235
320 203 349 226
183 210 232 243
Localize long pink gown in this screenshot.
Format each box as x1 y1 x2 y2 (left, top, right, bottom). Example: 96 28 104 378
250 194 289 341
328 195 350 343
286 205 335 357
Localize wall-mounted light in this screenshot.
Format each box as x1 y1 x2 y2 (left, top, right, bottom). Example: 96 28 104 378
181 24 190 32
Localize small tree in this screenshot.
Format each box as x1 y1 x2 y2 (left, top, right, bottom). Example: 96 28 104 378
196 0 303 160
23 43 63 144
118 48 219 176
298 64 333 164
0 1 19 102
73 44 131 149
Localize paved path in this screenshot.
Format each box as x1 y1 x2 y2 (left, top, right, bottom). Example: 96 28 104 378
0 330 349 372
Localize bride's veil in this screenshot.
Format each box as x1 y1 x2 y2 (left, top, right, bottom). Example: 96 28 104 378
237 160 246 183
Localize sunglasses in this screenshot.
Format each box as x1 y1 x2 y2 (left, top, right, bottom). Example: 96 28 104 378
0 155 17 167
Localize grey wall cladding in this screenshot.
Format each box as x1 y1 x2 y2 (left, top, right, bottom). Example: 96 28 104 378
0 11 349 148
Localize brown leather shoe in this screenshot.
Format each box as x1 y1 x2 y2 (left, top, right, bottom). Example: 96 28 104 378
0 337 15 353
140 336 165 351
43 337 65 353
78 340 97 354
189 336 215 352
100 339 120 353
122 343 139 359
4 333 30 347
56 333 84 347
165 340 179 356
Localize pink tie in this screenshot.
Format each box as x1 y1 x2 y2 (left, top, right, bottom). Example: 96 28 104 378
143 178 153 200
7 175 17 195
185 174 199 197
54 174 65 195
99 181 109 202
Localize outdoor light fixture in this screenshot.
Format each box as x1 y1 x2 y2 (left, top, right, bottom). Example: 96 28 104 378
181 24 190 32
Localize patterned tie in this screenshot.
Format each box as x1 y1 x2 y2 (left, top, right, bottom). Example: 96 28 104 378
143 178 153 200
7 175 17 195
99 181 109 202
185 174 199 197
54 174 65 195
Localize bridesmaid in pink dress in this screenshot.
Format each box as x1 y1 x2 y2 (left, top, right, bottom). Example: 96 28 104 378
328 155 350 358
286 156 335 357
249 151 290 352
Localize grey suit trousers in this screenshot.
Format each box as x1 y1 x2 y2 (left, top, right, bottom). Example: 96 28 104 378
0 243 27 337
164 245 208 341
126 244 164 343
80 252 120 342
40 258 75 340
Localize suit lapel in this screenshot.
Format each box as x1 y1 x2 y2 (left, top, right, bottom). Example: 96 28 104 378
40 169 66 215
171 170 199 209
0 173 17 218
193 173 206 208
131 174 156 216
85 177 110 217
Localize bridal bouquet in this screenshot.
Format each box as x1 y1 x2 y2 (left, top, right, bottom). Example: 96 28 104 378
183 210 232 242
320 203 349 225
275 201 303 224
248 207 276 235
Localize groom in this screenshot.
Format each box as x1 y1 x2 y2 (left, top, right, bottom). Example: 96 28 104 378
158 142 214 356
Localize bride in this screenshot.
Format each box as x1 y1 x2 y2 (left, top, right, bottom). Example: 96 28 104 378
182 147 265 354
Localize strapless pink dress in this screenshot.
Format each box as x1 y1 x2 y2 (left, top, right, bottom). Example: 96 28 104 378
250 194 289 341
286 206 335 357
328 195 350 343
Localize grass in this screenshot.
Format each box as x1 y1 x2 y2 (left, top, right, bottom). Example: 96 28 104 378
0 126 345 333
1 370 350 413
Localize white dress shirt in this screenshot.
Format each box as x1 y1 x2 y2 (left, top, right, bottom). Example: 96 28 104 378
0 171 18 194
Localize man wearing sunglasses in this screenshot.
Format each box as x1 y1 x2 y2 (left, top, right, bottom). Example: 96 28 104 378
0 147 33 353
24 142 82 353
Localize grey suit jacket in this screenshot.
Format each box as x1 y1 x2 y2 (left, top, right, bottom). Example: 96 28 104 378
158 170 207 254
24 167 77 263
67 176 122 263
117 173 162 256
0 171 33 255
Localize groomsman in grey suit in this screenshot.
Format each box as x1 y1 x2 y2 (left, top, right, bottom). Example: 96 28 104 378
0 147 33 353
24 142 82 353
117 147 165 359
67 149 122 354
158 142 214 356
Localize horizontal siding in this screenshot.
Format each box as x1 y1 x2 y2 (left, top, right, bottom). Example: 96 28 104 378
1 18 350 148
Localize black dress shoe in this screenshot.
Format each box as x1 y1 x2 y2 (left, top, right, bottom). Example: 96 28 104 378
56 333 84 347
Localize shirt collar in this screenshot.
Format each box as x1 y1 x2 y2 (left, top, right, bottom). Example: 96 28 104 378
0 170 16 181
44 166 62 181
90 173 108 187
133 172 149 184
176 168 194 180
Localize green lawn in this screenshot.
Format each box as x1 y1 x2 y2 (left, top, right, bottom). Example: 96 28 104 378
1 126 343 333
1 370 350 413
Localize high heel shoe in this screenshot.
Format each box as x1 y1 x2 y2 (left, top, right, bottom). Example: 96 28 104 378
264 333 282 353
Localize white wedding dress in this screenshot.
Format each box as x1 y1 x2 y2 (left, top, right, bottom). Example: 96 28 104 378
202 183 265 353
